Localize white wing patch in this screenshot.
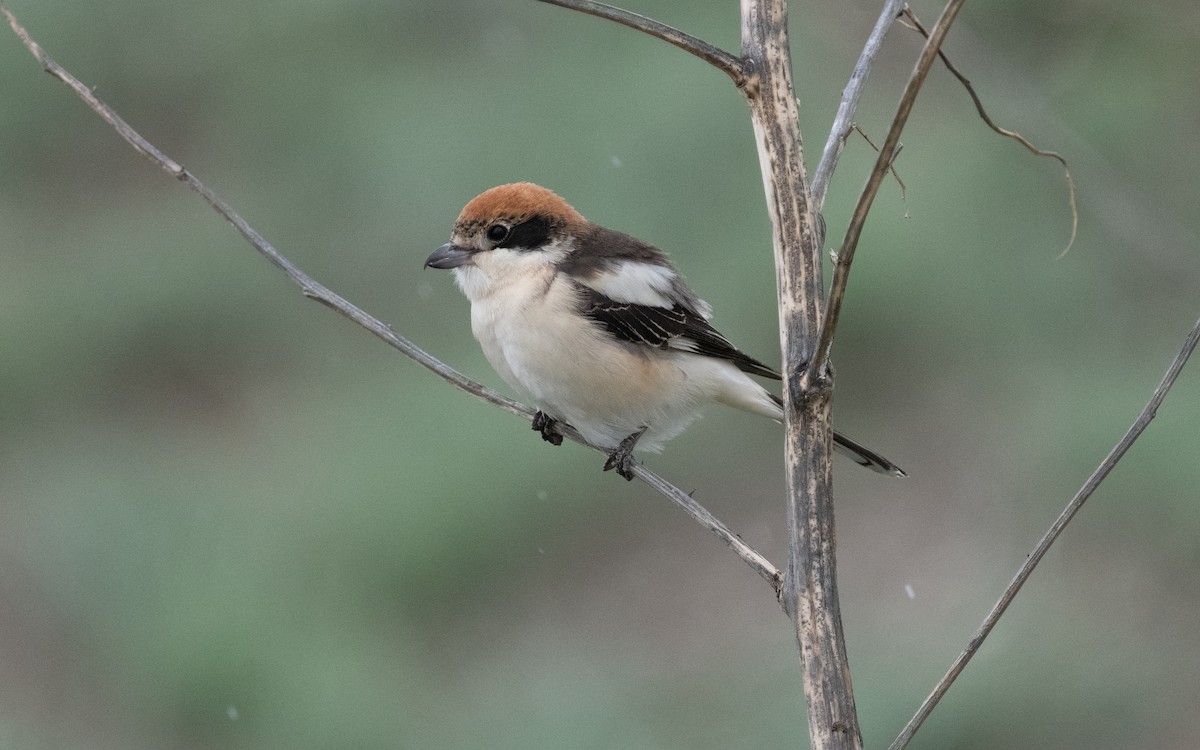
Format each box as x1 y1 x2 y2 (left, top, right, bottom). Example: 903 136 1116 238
584 261 679 309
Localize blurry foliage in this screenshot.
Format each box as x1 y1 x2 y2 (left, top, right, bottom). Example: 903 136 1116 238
0 1 1198 749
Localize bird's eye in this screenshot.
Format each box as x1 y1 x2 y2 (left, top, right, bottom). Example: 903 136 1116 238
487 224 509 243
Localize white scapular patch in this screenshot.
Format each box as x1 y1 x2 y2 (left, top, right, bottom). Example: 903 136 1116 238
585 261 678 308
666 337 700 352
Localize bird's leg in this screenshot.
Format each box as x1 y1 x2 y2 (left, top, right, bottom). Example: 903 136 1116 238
531 410 564 446
603 427 647 481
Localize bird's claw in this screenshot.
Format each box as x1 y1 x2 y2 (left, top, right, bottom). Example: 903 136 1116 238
603 427 646 481
531 411 563 446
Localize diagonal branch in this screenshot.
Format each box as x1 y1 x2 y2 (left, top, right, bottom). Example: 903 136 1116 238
810 0 906 213
535 0 749 87
813 0 967 377
634 466 781 590
888 314 1200 750
0 5 781 593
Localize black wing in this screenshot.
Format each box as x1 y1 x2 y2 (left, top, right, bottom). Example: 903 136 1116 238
576 285 780 380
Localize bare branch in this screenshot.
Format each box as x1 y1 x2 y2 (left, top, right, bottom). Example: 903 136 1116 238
0 5 781 592
814 0 967 376
810 0 906 213
888 314 1200 750
901 6 1078 256
740 0 862 746
536 0 749 87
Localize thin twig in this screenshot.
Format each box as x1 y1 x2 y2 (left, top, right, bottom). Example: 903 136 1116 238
0 5 781 593
848 124 908 225
814 0 967 377
888 314 1200 750
810 0 906 212
901 5 1077 257
535 0 749 87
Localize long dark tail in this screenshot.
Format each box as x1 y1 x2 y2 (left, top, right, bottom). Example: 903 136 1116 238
765 393 905 476
833 432 906 477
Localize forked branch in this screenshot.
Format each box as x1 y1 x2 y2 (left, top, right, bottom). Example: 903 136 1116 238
810 0 906 212
814 0 967 376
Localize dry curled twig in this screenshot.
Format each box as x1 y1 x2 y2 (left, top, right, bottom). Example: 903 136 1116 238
901 5 1078 257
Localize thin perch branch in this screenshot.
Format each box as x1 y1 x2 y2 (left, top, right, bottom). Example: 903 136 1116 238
634 466 781 589
888 314 1200 750
814 0 967 376
810 0 906 213
0 5 781 593
536 0 749 87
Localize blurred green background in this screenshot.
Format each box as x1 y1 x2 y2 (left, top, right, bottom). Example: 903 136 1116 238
1 1 1198 748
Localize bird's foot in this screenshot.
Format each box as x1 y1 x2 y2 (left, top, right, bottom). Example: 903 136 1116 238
531 411 563 446
603 427 647 481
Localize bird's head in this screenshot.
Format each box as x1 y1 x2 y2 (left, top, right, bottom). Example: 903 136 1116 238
424 183 587 273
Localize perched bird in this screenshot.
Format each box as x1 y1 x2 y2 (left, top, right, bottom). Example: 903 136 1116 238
425 182 903 480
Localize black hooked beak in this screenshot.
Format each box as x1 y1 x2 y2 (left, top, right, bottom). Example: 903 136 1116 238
424 243 474 269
